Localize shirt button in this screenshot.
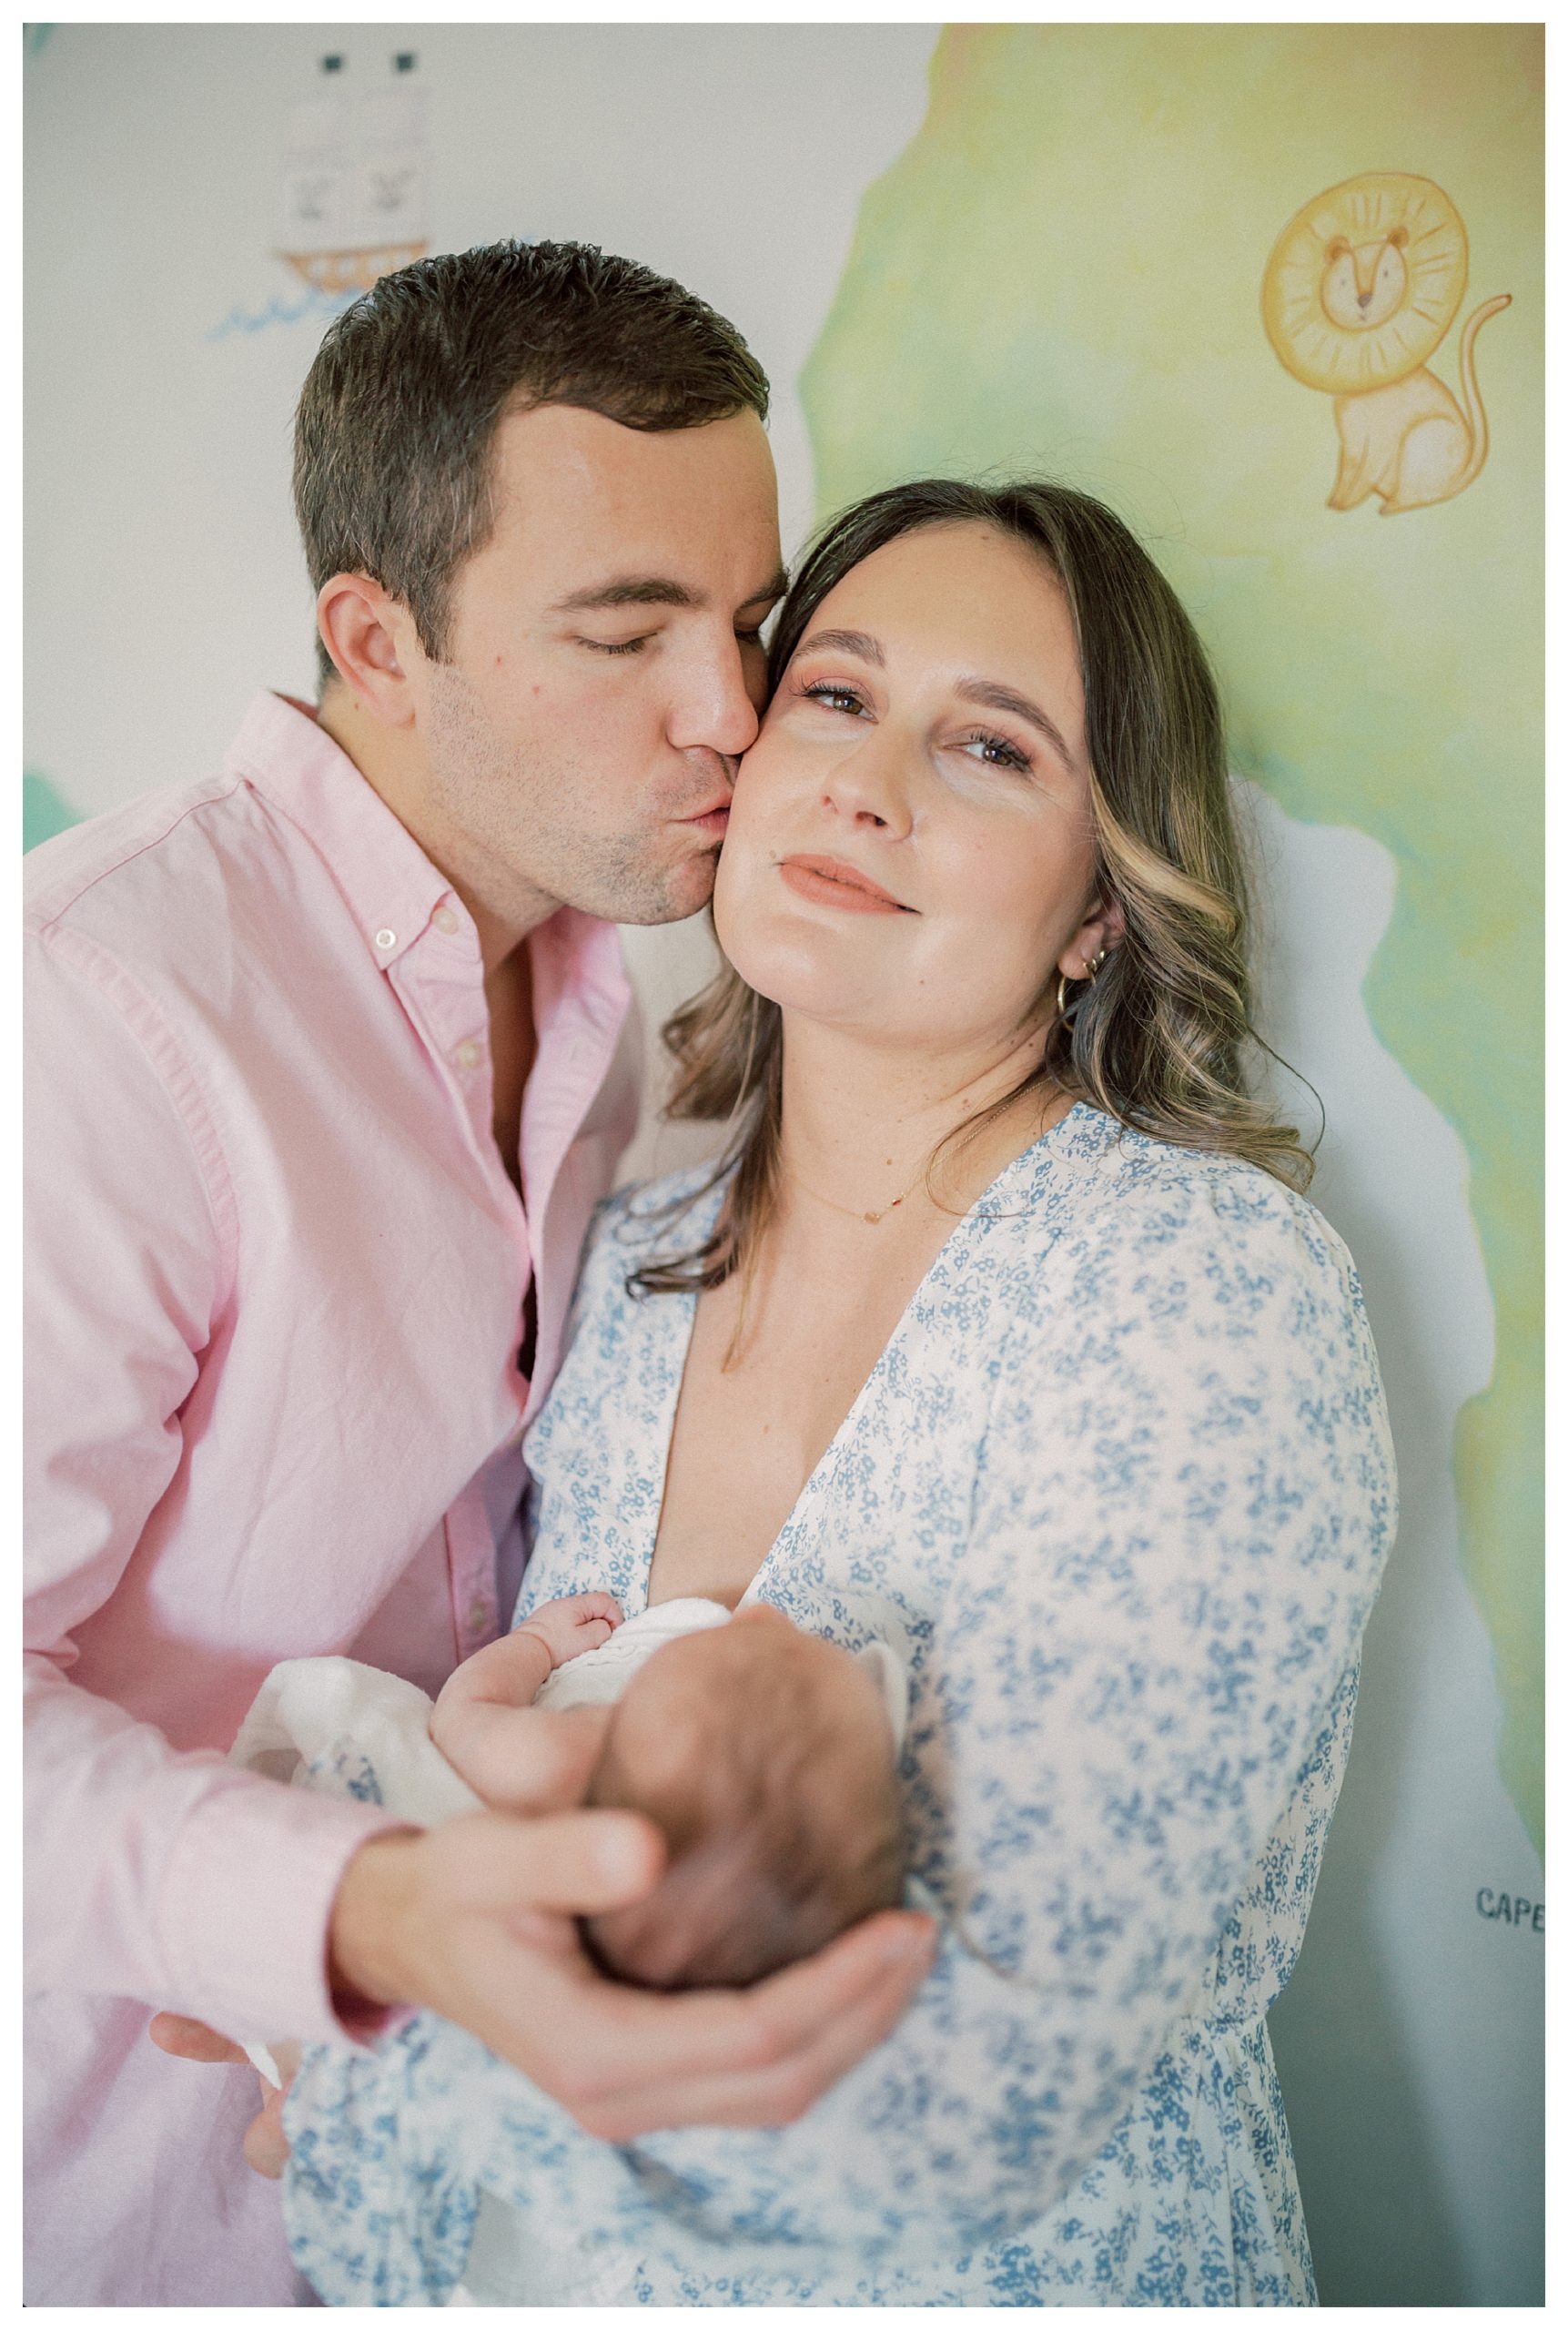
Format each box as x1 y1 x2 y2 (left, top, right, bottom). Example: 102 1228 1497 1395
468 1599 489 1631
373 927 396 951
432 906 459 936
453 1039 481 1070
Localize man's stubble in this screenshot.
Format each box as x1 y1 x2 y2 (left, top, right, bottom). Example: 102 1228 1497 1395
424 663 713 931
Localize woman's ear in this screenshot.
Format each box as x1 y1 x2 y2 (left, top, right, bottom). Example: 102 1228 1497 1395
1058 890 1127 980
316 573 420 726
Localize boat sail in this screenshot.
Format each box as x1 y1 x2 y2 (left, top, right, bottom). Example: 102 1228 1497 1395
278 52 430 296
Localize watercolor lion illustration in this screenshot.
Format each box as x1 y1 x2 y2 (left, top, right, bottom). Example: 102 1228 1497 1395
1261 170 1510 514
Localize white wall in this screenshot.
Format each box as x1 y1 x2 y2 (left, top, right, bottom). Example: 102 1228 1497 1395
1245 794 1543 2304
25 22 1541 2306
25 17 937 1175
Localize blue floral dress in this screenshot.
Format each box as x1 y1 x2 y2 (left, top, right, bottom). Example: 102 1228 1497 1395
283 1105 1395 2305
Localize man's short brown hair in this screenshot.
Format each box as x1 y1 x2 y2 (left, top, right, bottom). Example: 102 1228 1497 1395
292 238 770 689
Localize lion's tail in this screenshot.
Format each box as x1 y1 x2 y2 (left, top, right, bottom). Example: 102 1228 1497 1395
1454 293 1512 492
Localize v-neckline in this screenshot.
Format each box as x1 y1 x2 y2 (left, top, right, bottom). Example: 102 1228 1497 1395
634 1101 1092 1616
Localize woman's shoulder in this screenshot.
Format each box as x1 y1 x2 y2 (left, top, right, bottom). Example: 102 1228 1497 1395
1028 1102 1340 1235
1009 1103 1369 1328
994 1107 1395 1555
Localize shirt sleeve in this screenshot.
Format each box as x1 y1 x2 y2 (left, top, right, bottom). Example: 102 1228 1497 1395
25 923 400 2042
281 1163 1398 2299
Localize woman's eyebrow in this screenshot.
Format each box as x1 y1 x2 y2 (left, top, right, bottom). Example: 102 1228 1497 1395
955 677 1077 771
794 626 885 666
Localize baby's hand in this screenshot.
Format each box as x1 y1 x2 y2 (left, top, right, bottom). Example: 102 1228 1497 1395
514 1591 622 1673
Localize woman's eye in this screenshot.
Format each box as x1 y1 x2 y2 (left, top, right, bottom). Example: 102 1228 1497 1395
798 681 868 715
956 729 1032 774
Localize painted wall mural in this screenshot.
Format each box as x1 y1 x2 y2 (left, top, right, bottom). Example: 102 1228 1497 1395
23 772 79 856
803 19 1542 1865
209 46 430 340
277 48 430 297
1261 171 1510 515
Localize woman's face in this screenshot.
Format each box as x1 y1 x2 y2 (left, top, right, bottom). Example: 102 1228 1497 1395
713 522 1118 1059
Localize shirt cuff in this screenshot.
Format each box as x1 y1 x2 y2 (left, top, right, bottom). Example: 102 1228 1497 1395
157 1768 407 2044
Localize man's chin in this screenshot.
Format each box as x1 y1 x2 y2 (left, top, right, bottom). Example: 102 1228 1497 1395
610 849 720 929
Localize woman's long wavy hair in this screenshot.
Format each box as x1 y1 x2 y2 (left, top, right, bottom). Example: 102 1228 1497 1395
633 479 1310 1298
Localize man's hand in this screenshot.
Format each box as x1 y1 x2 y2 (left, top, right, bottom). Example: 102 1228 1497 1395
146 2016 293 2176
329 1808 936 2140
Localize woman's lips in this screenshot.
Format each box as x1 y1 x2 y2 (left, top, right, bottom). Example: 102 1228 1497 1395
778 856 910 915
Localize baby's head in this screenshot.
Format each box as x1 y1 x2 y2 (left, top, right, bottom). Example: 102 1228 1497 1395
582 1606 905 1990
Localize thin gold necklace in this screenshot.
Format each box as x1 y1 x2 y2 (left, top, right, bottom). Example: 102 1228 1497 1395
782 1077 1063 1227
784 1157 931 1226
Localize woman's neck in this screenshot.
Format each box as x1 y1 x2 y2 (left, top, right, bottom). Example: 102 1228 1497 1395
774 1012 1060 1223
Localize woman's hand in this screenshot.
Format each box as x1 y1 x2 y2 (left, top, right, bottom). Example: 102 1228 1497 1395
329 1808 936 2140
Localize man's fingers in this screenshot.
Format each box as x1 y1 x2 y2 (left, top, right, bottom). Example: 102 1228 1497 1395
147 2011 248 2066
241 2082 291 2179
742 1909 936 2048
443 1808 665 1917
498 1907 936 2110
695 1915 937 2127
566 1911 938 2139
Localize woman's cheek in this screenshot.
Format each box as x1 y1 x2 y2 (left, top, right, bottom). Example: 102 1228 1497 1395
711 845 746 958
939 842 1067 1008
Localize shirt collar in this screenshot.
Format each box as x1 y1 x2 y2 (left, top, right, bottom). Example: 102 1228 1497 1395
227 692 451 970
227 694 634 1025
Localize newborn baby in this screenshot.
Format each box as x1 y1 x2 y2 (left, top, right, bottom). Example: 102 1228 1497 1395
434 1595 907 1989
230 1594 907 2034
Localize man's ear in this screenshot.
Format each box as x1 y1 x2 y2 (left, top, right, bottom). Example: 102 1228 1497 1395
316 574 420 726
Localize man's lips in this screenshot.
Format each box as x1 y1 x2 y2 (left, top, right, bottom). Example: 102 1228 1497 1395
675 797 732 839
777 855 910 915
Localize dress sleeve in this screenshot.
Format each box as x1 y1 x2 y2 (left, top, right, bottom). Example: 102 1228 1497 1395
25 926 399 2041
283 1165 1397 2298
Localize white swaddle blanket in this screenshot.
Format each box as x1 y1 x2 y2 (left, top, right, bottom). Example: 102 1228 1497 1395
228 1597 909 2088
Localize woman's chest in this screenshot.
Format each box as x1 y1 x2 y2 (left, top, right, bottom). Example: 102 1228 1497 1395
523 1243 1009 1646
648 1278 921 1604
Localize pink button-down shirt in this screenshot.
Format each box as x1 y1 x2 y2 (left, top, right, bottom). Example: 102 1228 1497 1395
24 694 638 2305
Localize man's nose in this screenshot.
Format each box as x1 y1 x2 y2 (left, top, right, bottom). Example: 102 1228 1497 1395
667 634 763 763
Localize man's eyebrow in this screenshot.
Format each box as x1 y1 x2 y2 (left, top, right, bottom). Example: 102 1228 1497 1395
548 566 791 618
956 677 1077 771
793 626 885 666
548 575 701 615
740 566 790 613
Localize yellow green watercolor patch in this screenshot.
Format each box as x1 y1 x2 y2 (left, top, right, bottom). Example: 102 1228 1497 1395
803 21 1543 1849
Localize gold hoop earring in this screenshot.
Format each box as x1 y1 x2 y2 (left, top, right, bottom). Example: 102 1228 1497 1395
1056 948 1110 1018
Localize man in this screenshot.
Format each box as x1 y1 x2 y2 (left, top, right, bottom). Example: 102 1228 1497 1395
24 241 934 2305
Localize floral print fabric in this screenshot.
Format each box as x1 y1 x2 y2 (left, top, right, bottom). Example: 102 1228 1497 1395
284 1105 1395 2305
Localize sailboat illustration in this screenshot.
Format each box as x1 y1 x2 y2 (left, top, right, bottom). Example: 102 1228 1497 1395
277 51 430 297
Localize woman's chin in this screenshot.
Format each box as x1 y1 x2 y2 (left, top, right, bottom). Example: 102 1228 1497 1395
721 933 880 1027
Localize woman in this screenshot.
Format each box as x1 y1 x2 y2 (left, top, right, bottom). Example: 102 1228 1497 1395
283 481 1395 2305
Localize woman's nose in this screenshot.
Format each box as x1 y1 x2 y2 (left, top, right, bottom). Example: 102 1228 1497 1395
821 734 914 836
